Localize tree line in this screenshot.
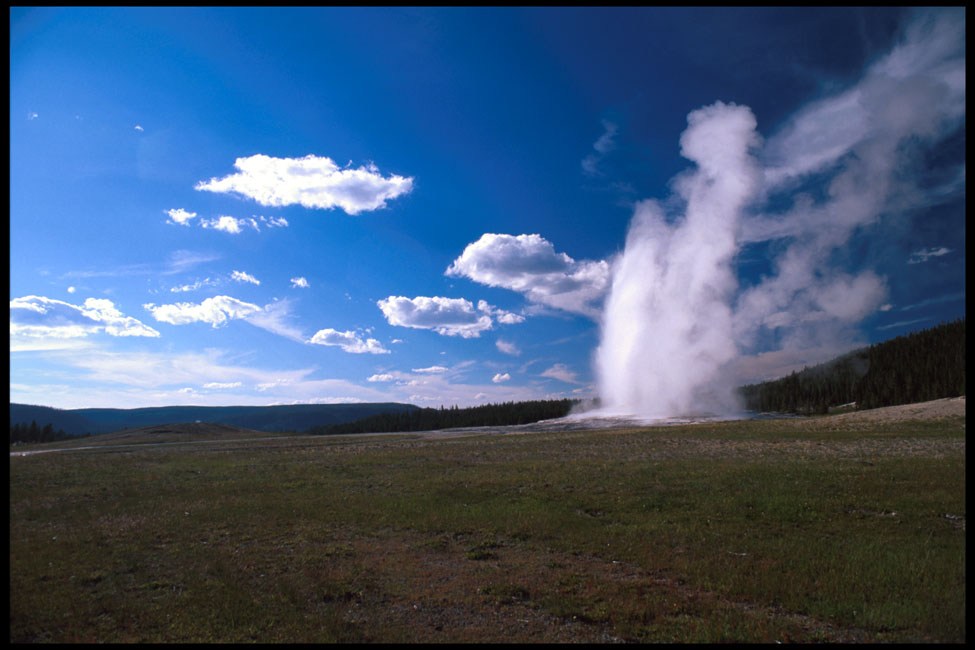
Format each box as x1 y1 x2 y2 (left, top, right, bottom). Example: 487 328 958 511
9 420 87 445
738 318 965 414
308 399 579 435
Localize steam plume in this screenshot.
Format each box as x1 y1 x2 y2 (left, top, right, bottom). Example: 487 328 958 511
594 102 760 417
593 9 964 418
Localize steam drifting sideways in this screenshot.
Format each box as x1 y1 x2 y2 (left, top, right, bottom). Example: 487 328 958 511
593 9 965 419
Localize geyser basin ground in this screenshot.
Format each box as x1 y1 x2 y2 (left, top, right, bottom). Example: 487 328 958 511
10 398 964 643
518 410 753 433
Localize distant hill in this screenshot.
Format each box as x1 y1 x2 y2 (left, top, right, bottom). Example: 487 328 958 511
310 399 579 435
8 404 103 437
9 402 420 437
738 318 965 415
71 422 282 446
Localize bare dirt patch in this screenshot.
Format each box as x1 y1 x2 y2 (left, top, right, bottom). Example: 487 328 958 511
805 396 965 427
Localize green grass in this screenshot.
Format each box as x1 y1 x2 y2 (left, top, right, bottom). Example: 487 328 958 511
9 416 965 642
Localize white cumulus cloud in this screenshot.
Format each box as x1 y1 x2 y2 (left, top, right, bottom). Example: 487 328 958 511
492 372 511 383
144 295 262 328
200 215 257 234
165 208 198 227
291 276 310 288
446 233 610 318
195 154 414 215
377 295 494 338
477 300 525 325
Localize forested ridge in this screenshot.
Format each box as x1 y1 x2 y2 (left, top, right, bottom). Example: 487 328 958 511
308 399 579 435
9 421 86 445
738 318 965 415
9 402 420 438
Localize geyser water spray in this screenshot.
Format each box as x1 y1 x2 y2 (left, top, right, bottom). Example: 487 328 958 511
594 101 760 418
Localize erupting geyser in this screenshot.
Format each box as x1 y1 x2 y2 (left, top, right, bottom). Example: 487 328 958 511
594 101 760 418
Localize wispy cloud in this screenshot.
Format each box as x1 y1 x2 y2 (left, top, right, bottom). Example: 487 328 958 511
203 381 242 389
170 277 218 293
898 291 965 312
32 347 314 392
730 343 862 385
171 268 284 294
308 328 390 354
256 379 292 392
582 119 618 176
496 339 520 356
145 294 305 342
355 365 548 407
540 363 580 384
10 295 160 348
244 299 306 342
231 270 260 285
164 250 222 275
413 365 448 374
732 8 964 363
761 11 964 190
876 317 931 331
907 246 952 264
165 210 287 233
8 345 415 408
195 154 414 215
260 215 288 228
290 276 310 288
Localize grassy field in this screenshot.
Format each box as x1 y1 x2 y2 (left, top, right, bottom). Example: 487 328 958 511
9 414 966 642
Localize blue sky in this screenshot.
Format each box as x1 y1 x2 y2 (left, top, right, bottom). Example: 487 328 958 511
10 7 965 410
